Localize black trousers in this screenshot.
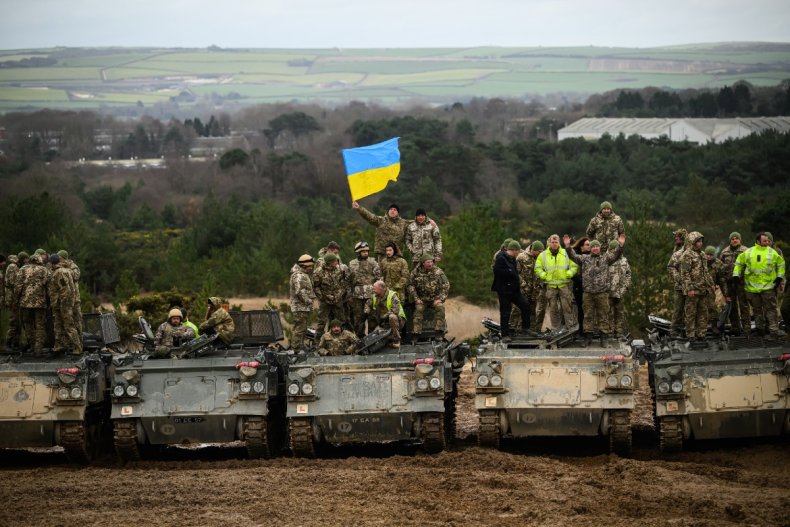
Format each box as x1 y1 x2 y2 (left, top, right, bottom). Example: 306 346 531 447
498 292 531 335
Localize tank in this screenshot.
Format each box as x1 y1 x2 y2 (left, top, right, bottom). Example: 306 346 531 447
110 309 289 461
286 329 469 457
0 313 120 463
474 319 641 456
644 315 790 453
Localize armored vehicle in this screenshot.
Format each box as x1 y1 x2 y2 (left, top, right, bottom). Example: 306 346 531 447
644 315 789 453
475 319 640 456
0 313 120 463
286 329 468 457
110 309 289 461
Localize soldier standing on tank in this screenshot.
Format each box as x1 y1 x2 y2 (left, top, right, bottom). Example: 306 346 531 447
704 246 728 335
406 208 442 266
47 254 82 355
200 297 236 347
352 201 409 262
408 254 450 336
525 241 547 332
348 242 381 337
58 250 82 340
380 242 409 303
370 280 406 348
312 252 350 338
492 240 531 341
289 255 316 350
667 228 689 337
535 234 579 331
315 241 344 271
5 252 26 349
680 232 710 341
719 232 750 335
14 254 51 356
155 308 196 350
607 239 632 338
317 319 358 356
586 201 625 249
511 241 541 331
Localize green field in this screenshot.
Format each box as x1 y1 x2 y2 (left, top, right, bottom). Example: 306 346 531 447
0 44 788 110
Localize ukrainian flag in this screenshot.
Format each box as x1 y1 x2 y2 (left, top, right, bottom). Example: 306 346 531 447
342 137 401 201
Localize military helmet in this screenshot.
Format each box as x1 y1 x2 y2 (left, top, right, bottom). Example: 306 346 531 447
687 231 704 244
704 246 716 255
354 241 370 253
323 252 338 263
531 241 544 251
608 240 620 251
326 240 341 250
57 250 69 259
168 308 183 319
297 254 315 266
7 254 18 264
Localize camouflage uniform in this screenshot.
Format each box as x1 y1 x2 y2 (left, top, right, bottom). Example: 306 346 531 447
370 288 406 344
155 321 196 348
14 255 50 354
406 218 442 264
680 233 710 339
511 251 539 330
719 242 749 333
289 265 315 350
312 262 351 337
567 244 623 336
47 262 82 354
4 256 21 347
63 257 83 340
705 256 728 327
199 297 236 346
380 253 409 302
408 264 450 334
608 254 632 337
586 210 625 249
355 204 409 260
317 329 358 356
348 256 381 337
667 229 688 336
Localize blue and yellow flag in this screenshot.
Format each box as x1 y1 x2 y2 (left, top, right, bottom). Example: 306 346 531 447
342 137 400 201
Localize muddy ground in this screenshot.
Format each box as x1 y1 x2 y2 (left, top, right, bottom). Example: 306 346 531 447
1 364 789 527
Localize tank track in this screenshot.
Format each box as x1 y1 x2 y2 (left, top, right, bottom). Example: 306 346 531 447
242 416 271 459
659 415 683 453
113 419 142 462
478 410 501 449
608 409 633 457
289 417 316 458
422 412 446 454
61 421 92 464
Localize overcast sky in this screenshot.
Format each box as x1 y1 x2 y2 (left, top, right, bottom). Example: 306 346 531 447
2 0 789 49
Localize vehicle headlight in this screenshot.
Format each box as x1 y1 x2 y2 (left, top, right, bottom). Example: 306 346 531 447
671 380 683 393
126 385 138 397
302 383 313 395
113 385 126 397
240 381 252 394
429 377 441 390
657 381 670 394
70 386 82 399
477 374 490 387
620 375 633 388
606 375 619 388
490 375 502 387
253 381 265 393
288 383 300 395
58 387 70 400
416 378 429 391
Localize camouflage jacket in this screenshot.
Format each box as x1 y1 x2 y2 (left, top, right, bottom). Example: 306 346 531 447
567 244 623 294
406 219 442 262
609 256 632 299
289 264 315 312
47 263 78 309
516 252 540 299
15 257 51 309
706 258 728 296
719 244 747 277
585 212 625 247
380 255 409 298
65 259 81 283
348 257 381 300
200 300 235 345
667 244 685 291
312 264 350 305
155 321 196 347
4 261 19 307
408 266 450 303
318 330 358 356
315 248 346 272
680 248 710 295
356 205 409 257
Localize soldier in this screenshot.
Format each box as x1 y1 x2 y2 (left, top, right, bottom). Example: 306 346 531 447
317 319 358 356
704 246 728 335
14 254 50 356
607 239 632 338
492 240 530 341
680 232 710 341
408 254 450 336
513 241 542 331
380 242 409 302
564 234 625 342
719 232 749 335
535 234 579 331
370 280 407 348
352 201 409 261
58 250 82 342
526 241 547 332
289 255 316 350
667 228 689 337
586 201 625 249
155 308 196 349
733 232 785 338
406 208 442 265
200 297 236 347
4 252 26 349
315 241 344 271
348 242 381 337
312 252 350 338
47 254 82 355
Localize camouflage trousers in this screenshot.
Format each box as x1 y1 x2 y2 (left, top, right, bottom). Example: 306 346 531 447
671 290 686 334
727 284 750 333
316 301 348 338
73 302 82 340
609 297 626 336
5 307 21 347
532 289 546 332
378 313 405 344
583 292 611 335
413 301 446 334
291 310 311 350
545 286 577 330
21 308 46 354
684 294 708 338
53 304 82 354
746 290 779 335
350 298 375 338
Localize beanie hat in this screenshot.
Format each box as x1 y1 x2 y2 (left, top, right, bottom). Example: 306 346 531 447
420 253 434 263
589 240 601 248
388 203 400 213
34 248 46 256
728 232 741 241
168 308 183 319
297 254 315 266
608 240 620 251
49 254 60 265
765 232 774 242
600 201 613 210
329 319 342 327
507 240 522 250
704 246 716 255
326 241 340 250
18 251 29 260
531 241 544 251
323 252 338 263
502 238 514 249
57 250 69 259
415 208 427 217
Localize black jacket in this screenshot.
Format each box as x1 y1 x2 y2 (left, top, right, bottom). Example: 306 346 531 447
491 250 520 295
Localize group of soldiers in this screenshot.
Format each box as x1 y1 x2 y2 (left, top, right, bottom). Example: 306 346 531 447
289 202 448 355
0 249 82 356
152 297 236 355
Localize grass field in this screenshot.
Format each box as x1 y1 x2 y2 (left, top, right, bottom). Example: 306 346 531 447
0 44 787 110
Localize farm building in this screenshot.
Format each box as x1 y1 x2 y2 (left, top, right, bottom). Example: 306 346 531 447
558 117 790 143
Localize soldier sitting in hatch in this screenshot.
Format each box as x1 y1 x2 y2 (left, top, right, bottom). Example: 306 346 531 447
199 297 236 347
317 319 358 356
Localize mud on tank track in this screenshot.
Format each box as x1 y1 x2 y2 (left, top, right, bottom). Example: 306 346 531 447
1 369 789 527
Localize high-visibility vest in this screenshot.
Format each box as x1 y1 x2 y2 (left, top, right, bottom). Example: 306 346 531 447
733 245 785 293
372 289 406 319
535 249 578 288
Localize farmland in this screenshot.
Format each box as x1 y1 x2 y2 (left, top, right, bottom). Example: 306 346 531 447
1 42 789 111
